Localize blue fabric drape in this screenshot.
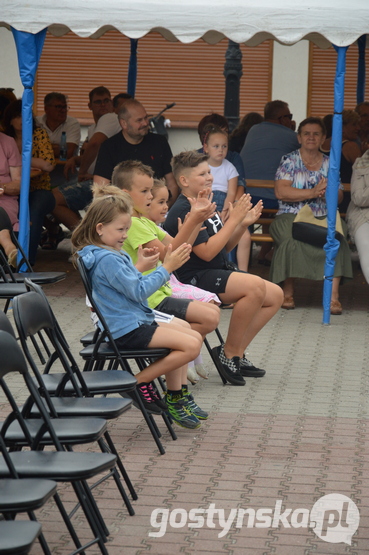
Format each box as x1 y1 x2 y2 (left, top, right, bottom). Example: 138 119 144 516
11 28 47 269
357 35 366 105
322 45 348 324
127 39 138 97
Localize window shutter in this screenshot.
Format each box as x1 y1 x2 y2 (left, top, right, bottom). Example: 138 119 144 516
308 43 369 116
36 31 272 128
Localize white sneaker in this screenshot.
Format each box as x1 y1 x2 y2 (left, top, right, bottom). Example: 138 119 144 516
195 363 209 379
187 366 199 385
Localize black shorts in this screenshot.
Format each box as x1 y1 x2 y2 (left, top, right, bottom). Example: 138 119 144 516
155 297 192 320
113 322 158 351
193 268 246 295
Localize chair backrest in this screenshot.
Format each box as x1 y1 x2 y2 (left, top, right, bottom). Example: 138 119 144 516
0 310 16 338
12 292 90 398
0 330 64 451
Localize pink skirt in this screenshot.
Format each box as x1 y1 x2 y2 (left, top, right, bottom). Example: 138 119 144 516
169 274 220 304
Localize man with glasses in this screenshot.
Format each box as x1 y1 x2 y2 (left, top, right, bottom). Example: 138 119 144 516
36 92 81 161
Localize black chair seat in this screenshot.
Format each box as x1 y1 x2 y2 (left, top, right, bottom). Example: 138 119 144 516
3 417 108 447
80 331 95 345
0 520 41 555
0 283 27 297
10 272 66 285
80 342 170 360
0 451 117 482
0 478 57 512
28 396 132 419
38 369 137 395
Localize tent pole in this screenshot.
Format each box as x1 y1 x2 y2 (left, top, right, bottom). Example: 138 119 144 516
322 45 348 325
224 40 242 132
127 39 138 97
357 35 366 105
11 28 46 270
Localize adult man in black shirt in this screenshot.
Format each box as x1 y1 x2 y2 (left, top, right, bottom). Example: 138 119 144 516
94 99 179 203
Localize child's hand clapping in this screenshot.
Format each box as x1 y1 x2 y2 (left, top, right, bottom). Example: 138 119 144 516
227 194 252 224
241 199 263 228
163 243 192 274
188 188 216 223
135 245 160 273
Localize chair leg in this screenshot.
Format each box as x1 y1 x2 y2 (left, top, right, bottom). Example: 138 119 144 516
53 491 85 555
102 432 138 500
130 388 165 455
204 337 227 385
71 481 109 554
28 510 52 555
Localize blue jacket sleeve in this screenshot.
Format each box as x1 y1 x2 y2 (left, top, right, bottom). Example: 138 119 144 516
100 253 170 303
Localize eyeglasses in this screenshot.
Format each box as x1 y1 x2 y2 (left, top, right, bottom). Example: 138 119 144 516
279 113 293 121
92 98 112 106
48 104 68 110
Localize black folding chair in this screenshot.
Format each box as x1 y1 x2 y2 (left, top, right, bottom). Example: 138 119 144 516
0 253 28 313
75 257 177 445
0 309 137 515
0 520 42 555
0 330 119 555
0 207 66 284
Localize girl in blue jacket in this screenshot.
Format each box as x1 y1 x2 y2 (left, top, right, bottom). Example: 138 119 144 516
71 186 207 429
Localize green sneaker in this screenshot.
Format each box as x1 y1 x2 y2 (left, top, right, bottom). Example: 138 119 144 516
165 394 201 429
182 391 209 420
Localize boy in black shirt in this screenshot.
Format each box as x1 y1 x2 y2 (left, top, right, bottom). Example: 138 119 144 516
164 151 283 386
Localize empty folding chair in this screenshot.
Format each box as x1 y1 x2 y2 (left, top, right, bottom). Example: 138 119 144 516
0 520 42 555
0 329 125 554
0 309 137 514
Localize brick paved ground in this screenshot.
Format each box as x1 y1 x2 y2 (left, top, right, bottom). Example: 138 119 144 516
1 239 369 555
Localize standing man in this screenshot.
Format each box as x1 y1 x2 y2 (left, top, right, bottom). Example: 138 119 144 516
94 99 179 204
36 92 81 188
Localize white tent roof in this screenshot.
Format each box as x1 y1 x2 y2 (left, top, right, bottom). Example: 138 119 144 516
1 0 369 48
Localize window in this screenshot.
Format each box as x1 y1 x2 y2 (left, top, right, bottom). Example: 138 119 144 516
308 42 369 116
35 31 272 127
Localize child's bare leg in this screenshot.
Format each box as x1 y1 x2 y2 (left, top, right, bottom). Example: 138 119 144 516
236 228 251 272
185 301 220 338
136 323 202 388
219 273 283 358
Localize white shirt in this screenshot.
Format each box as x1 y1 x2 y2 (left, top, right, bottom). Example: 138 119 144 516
209 158 238 193
36 114 81 149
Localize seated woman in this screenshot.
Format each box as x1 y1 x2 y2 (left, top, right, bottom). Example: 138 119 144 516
3 99 56 265
0 131 21 267
270 117 352 315
346 150 369 284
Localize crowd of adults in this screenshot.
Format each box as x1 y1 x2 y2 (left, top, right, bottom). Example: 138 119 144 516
1 85 369 316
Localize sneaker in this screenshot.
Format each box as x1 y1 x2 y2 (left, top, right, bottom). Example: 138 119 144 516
211 345 245 386
164 394 201 429
195 363 209 380
182 391 209 420
187 366 199 385
239 356 266 378
134 383 163 414
147 382 168 411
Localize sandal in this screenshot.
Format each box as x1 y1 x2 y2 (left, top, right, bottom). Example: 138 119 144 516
7 248 18 269
42 228 65 250
330 300 342 315
282 296 295 310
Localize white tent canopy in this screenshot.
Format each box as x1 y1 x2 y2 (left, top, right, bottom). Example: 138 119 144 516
1 0 369 324
1 0 369 47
